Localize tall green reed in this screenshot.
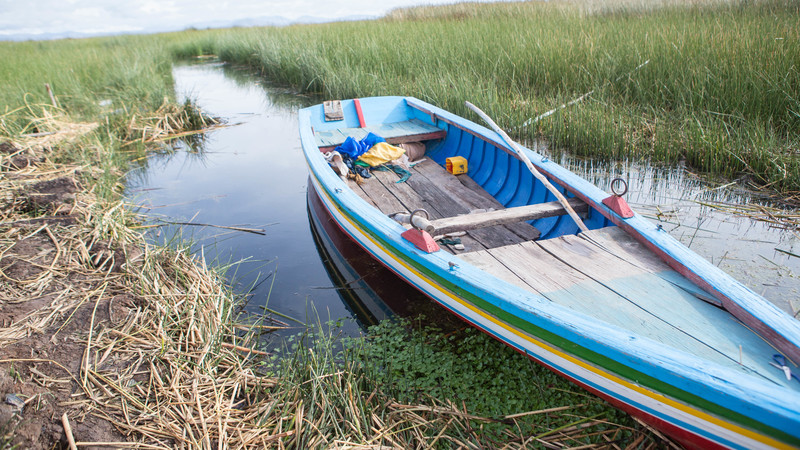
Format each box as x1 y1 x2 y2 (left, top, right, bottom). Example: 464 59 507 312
170 0 799 192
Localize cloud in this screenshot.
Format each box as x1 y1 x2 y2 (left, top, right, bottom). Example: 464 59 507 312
139 1 179 15
71 7 106 19
0 0 487 40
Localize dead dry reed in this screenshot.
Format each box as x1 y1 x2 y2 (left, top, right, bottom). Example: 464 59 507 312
121 100 221 146
694 199 800 232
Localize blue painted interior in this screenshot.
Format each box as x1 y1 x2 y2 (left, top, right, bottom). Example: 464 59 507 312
415 106 612 239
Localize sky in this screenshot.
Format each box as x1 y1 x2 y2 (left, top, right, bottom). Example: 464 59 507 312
0 0 470 40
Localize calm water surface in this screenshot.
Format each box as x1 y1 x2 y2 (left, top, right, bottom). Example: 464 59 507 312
124 63 800 336
125 63 362 337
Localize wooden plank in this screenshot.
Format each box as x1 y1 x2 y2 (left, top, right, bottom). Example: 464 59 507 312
369 168 485 254
467 224 533 249
412 161 493 208
578 227 719 305
534 236 786 382
356 175 406 215
580 227 675 273
315 119 446 151
488 241 589 294
458 250 535 290
345 157 530 252
385 131 445 145
429 197 587 236
408 160 537 248
372 167 440 217
459 242 781 379
346 179 378 209
404 166 522 250
453 174 541 241
315 128 348 148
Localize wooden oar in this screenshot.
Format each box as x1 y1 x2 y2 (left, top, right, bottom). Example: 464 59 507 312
465 101 589 233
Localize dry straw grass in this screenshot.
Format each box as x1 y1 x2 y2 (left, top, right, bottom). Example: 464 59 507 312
122 100 221 145
695 199 800 232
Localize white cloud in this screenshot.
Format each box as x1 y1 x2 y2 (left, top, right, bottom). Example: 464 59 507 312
0 0 493 40
71 7 106 19
139 1 178 15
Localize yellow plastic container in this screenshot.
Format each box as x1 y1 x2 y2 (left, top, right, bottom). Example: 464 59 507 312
446 156 468 175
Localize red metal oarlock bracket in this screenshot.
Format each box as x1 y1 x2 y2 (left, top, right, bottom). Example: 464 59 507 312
401 229 440 253
602 178 634 218
602 195 634 218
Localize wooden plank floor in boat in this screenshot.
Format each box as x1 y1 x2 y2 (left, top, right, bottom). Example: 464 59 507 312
346 158 540 254
461 227 798 388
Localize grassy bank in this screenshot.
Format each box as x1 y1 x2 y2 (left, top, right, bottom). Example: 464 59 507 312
173 0 800 194
0 35 212 198
0 28 665 448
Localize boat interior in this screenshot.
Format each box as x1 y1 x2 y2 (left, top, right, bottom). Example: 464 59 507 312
313 112 800 390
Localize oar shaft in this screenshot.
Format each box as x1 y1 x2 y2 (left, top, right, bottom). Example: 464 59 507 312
465 101 589 233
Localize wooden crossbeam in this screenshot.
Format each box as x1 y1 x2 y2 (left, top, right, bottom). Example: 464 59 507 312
428 197 588 235
315 119 446 152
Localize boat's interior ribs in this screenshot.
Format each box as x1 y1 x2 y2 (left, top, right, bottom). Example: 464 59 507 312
315 119 590 254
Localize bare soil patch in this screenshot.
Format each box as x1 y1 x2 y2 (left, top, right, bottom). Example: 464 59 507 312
1 139 132 448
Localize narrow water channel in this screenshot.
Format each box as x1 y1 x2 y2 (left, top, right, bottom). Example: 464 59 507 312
124 63 800 338
124 63 365 337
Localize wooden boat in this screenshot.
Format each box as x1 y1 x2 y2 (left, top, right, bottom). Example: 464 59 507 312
298 96 800 449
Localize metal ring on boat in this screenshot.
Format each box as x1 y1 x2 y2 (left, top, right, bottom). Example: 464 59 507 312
610 177 628 197
409 209 430 231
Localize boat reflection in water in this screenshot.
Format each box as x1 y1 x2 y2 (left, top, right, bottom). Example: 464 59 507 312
307 183 448 329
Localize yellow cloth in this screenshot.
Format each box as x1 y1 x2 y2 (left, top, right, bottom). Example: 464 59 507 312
358 142 406 167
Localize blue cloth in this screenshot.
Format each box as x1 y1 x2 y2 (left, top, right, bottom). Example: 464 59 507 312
335 132 386 158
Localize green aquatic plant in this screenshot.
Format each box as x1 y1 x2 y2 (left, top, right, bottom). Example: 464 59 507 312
264 318 664 447
348 318 641 443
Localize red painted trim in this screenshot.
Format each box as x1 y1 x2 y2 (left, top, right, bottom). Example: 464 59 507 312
353 98 366 128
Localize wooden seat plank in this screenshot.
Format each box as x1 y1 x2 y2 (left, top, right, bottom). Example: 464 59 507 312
428 197 587 236
412 163 541 241
404 163 525 249
316 119 446 151
369 168 486 253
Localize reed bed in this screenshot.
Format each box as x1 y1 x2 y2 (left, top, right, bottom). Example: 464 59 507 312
173 0 800 194
695 200 800 232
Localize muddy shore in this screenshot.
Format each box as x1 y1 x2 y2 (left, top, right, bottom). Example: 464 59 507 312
0 122 257 447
